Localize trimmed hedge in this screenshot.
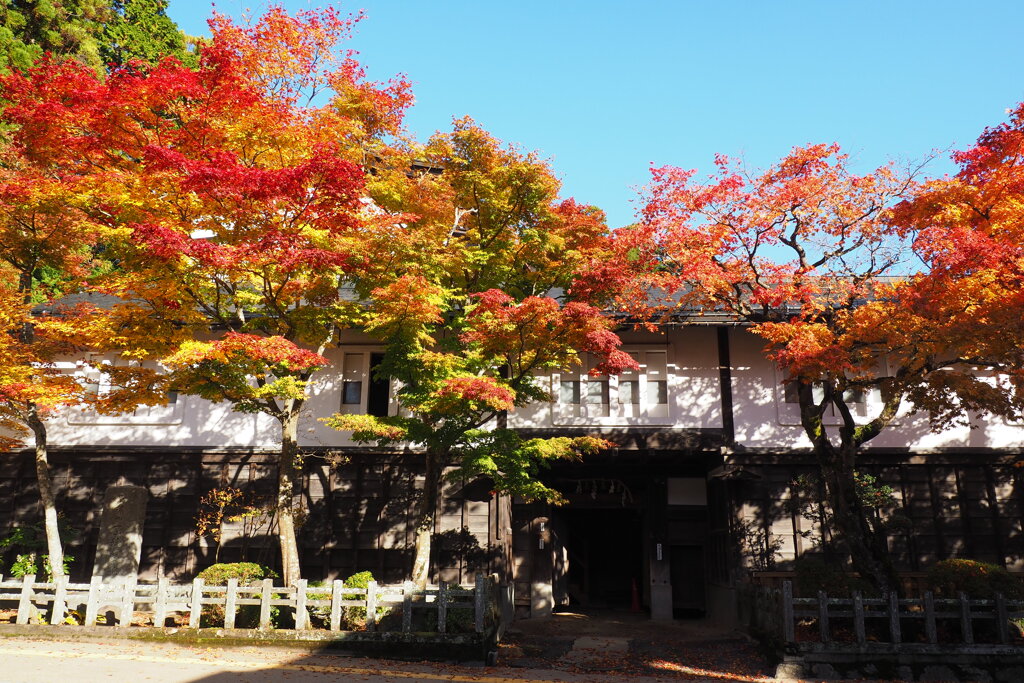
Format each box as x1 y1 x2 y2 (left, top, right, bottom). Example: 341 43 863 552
927 558 1024 599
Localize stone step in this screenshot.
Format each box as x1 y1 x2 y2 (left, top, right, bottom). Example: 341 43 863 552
559 636 632 670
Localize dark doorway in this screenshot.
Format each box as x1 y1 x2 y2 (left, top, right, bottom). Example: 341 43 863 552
559 508 644 610
670 544 706 617
367 353 390 417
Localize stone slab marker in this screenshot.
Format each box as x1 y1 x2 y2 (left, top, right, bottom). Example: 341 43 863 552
93 485 148 582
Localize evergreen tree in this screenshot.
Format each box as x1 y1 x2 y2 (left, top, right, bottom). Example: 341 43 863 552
101 0 195 67
0 0 111 72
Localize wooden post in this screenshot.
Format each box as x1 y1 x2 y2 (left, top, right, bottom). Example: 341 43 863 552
437 581 448 634
224 578 238 629
782 580 795 643
259 579 273 629
329 580 343 632
294 580 308 630
852 591 866 645
154 578 168 628
924 591 937 644
402 581 413 633
16 574 35 625
119 579 136 627
888 592 901 644
84 576 102 626
366 581 378 632
475 572 486 634
959 591 973 644
50 575 68 625
188 577 204 629
817 590 830 643
996 593 1010 645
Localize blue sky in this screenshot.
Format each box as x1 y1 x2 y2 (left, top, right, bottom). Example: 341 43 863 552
167 1 1024 229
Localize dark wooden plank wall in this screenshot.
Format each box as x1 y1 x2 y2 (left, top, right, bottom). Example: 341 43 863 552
730 460 1024 574
0 449 511 585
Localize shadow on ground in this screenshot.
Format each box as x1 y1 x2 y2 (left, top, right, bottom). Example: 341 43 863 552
499 609 775 680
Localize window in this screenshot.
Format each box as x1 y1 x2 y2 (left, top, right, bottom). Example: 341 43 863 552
783 381 866 405
775 368 884 427
337 350 394 417
65 355 183 426
553 348 672 425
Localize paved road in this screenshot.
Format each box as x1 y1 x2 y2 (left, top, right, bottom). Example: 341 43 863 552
0 638 728 683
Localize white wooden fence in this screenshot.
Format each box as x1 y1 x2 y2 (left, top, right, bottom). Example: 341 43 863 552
0 572 494 634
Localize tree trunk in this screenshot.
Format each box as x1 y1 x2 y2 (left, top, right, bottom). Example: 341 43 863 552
276 409 302 586
27 406 65 579
818 446 900 594
797 383 900 595
411 450 442 589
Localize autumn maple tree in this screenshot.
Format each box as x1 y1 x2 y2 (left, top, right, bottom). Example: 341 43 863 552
324 119 636 587
0 46 190 578
891 103 1024 423
0 112 103 578
625 145 945 592
94 7 407 586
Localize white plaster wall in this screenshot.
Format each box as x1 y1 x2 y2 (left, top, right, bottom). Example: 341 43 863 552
46 322 1024 453
508 327 723 430
31 326 728 451
729 328 1024 451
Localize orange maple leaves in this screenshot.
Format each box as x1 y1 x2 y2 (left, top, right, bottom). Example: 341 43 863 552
631 143 916 382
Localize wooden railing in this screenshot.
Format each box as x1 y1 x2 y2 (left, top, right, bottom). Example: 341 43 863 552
768 580 1024 646
0 573 496 634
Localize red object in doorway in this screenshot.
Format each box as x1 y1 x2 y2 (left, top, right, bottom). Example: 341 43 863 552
630 578 641 612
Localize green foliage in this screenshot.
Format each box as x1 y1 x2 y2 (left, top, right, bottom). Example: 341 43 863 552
734 518 783 571
927 559 1024 599
101 0 195 68
196 562 279 628
307 570 391 630
450 431 608 504
377 583 475 633
197 562 278 586
322 413 411 443
9 552 73 580
0 522 77 580
342 570 378 625
1012 618 1024 638
787 472 900 552
793 556 876 598
0 0 111 72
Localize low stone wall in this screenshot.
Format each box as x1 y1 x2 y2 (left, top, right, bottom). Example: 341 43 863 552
777 644 1024 682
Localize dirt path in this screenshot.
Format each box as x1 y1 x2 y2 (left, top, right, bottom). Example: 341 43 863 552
0 637 744 682
500 611 775 681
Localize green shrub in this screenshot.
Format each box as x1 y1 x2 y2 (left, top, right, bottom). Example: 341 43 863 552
10 552 74 581
343 570 385 627
305 571 391 630
196 562 279 628
305 580 330 629
197 562 277 586
794 556 876 597
927 559 1024 599
376 583 475 633
1 523 77 580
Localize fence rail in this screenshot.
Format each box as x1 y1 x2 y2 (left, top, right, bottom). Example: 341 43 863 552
0 573 496 634
765 580 1024 646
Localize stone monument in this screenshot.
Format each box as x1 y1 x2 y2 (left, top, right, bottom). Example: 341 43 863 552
92 485 148 582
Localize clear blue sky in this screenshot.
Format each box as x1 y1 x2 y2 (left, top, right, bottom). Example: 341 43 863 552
167 1 1024 229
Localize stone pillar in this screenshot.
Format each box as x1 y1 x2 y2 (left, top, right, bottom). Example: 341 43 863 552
648 478 673 620
92 485 148 583
530 516 553 618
